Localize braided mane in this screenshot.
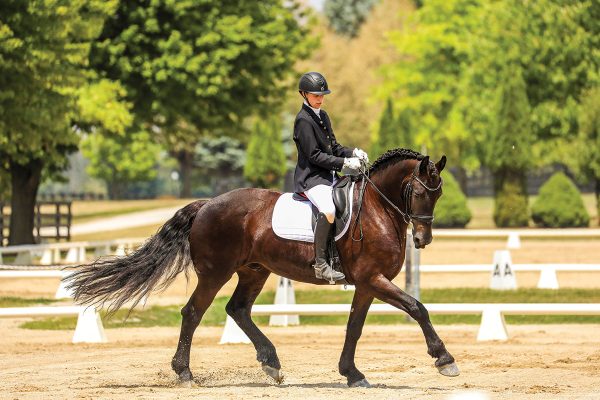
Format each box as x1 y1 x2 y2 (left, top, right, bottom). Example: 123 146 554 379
369 148 424 174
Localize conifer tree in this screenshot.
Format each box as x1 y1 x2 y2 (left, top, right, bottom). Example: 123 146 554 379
244 119 287 189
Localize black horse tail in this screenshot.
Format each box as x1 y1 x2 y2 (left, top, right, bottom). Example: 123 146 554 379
64 200 206 315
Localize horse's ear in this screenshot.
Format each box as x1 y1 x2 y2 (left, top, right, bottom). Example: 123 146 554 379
419 156 429 175
436 155 447 173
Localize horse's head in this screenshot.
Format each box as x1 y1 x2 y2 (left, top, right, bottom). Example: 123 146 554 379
407 155 446 248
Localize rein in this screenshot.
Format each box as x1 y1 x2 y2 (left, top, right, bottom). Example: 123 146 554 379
351 160 442 242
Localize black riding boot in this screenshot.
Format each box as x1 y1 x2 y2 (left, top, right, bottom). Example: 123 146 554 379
313 212 345 283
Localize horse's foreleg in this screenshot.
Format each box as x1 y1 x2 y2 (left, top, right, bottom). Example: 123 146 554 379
339 290 373 387
368 274 459 377
225 266 283 383
172 276 228 384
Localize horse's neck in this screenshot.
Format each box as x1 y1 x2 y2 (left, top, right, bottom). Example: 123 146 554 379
368 161 413 207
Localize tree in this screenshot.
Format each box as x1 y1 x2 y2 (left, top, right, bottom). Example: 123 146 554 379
370 97 415 158
194 136 246 196
80 131 161 199
90 0 310 198
244 119 287 189
0 0 119 244
379 0 483 182
324 0 379 38
571 87 600 224
488 67 533 227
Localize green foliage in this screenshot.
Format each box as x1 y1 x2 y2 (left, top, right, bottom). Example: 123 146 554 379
531 172 590 228
244 119 287 189
0 0 118 168
381 0 600 175
91 0 310 140
571 87 600 223
493 179 529 228
195 137 245 174
80 131 161 199
324 0 379 38
380 0 482 168
434 171 471 228
370 98 415 158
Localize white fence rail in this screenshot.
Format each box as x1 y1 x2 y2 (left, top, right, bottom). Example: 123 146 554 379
0 306 106 343
219 303 600 344
0 238 145 265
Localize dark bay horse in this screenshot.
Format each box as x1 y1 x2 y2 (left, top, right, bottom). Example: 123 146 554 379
65 148 459 387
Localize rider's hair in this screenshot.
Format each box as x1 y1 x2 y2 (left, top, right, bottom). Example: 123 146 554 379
369 148 424 174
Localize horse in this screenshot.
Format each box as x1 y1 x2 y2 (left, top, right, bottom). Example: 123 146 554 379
64 148 458 388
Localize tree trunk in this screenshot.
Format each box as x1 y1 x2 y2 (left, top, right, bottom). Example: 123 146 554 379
107 181 124 200
176 149 194 198
8 160 43 245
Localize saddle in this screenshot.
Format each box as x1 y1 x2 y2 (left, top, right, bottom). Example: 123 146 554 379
272 177 355 276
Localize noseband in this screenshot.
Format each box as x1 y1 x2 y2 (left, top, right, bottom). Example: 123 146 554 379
351 159 442 241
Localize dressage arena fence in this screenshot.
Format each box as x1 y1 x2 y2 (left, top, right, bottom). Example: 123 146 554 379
0 238 144 266
0 239 142 343
0 306 106 343
1 230 599 344
219 302 600 344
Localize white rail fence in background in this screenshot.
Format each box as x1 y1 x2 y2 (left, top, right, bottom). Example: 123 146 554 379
0 306 106 343
0 238 145 266
219 302 600 344
420 262 600 290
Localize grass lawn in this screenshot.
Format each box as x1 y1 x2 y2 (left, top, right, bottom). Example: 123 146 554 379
16 288 600 330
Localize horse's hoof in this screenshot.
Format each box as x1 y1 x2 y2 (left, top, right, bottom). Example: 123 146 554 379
349 378 371 388
177 379 196 388
437 362 460 377
262 364 284 384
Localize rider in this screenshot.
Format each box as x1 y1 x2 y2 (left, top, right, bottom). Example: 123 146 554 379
293 71 369 283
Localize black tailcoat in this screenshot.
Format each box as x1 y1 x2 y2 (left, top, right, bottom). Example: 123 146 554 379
293 104 354 193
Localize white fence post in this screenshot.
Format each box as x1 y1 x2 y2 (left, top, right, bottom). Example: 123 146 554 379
506 232 521 249
72 307 107 343
219 316 251 344
477 306 508 341
537 267 559 289
269 277 299 326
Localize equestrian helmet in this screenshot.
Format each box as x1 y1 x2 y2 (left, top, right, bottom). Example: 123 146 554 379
298 72 331 95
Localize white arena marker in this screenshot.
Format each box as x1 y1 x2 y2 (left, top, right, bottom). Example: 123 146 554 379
537 267 559 290
269 277 299 327
490 250 517 290
73 307 107 343
506 232 521 249
477 307 508 341
219 316 251 344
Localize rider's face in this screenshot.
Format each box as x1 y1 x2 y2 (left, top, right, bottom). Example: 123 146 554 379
305 93 324 108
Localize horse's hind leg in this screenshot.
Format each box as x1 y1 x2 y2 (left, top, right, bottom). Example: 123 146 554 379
225 265 283 383
171 275 229 384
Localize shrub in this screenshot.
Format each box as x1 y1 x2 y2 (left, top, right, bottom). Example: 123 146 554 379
434 171 472 228
494 179 529 227
531 172 590 228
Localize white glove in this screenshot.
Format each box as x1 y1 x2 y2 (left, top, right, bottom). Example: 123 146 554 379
353 148 369 163
342 157 362 176
343 157 361 170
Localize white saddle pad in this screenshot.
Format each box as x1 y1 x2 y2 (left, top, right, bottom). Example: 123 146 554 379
271 183 354 243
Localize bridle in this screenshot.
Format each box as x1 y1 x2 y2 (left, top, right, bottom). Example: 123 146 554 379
351 159 443 241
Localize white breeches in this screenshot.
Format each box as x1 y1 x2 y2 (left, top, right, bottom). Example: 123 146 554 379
305 184 336 223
